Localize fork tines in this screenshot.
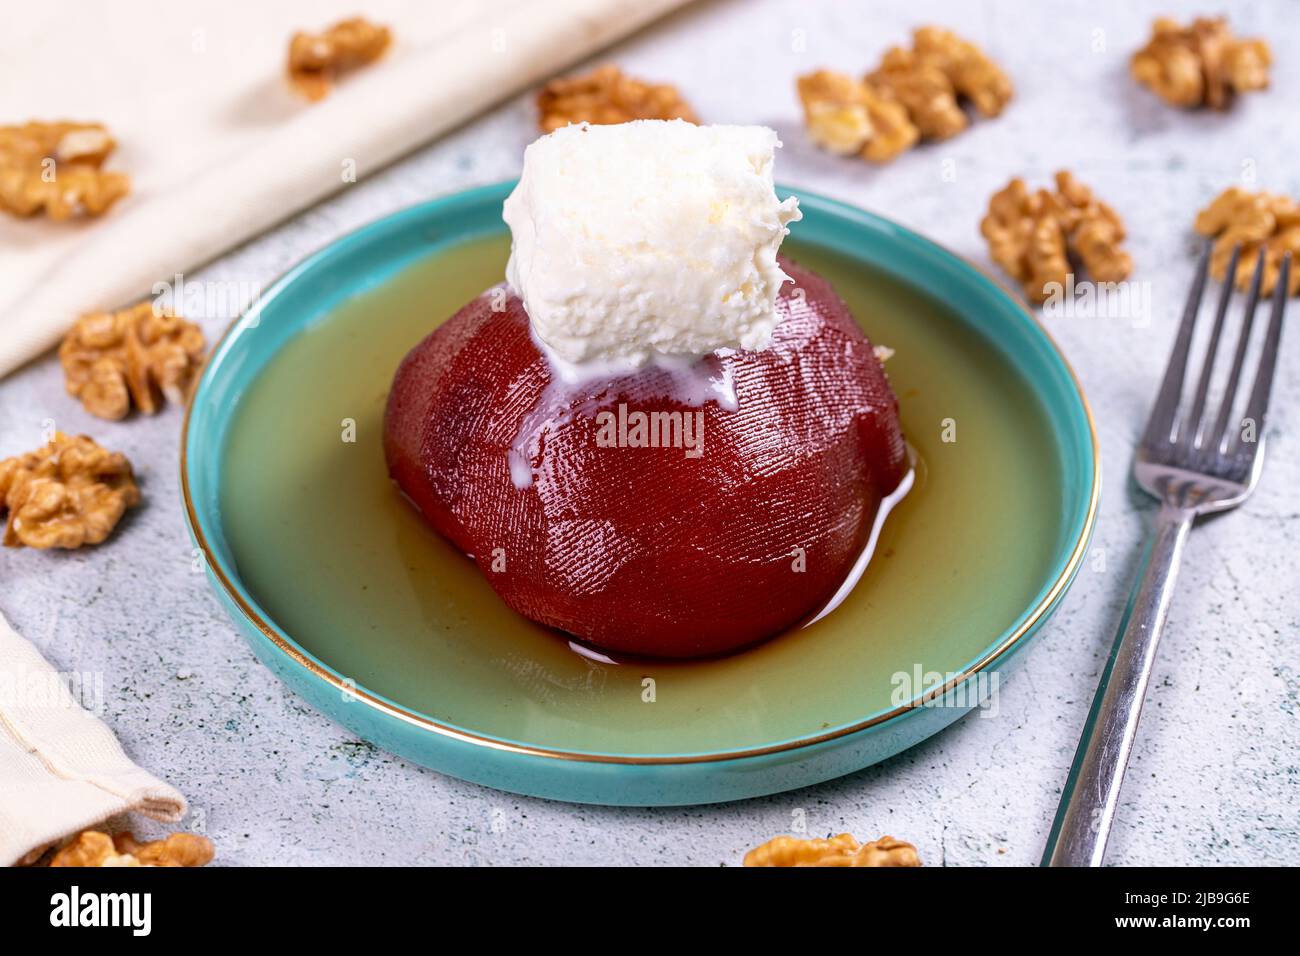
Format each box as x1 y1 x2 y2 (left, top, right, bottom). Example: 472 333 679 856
1143 244 1292 475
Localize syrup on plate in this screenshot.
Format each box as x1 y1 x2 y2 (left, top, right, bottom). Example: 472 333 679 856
220 235 1063 754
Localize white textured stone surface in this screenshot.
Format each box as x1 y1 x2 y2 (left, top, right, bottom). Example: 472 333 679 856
1 0 1296 866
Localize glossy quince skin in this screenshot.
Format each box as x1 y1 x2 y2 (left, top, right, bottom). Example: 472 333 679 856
384 257 907 658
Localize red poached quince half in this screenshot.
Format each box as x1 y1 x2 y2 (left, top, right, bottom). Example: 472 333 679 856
384 256 907 658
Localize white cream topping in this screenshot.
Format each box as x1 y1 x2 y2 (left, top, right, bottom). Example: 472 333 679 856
503 120 801 383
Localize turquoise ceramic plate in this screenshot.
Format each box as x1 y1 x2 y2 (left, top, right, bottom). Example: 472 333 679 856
182 182 1098 806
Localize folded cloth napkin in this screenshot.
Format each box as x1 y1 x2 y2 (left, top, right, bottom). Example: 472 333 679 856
0 0 693 379
0 610 186 866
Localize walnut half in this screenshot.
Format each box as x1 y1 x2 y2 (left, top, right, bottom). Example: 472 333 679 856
59 303 206 420
744 833 922 867
537 65 699 133
288 17 392 101
1194 187 1300 297
47 830 214 867
0 433 140 549
1132 17 1271 109
912 26 1014 120
0 121 130 220
981 171 1133 304
796 70 918 162
798 27 1011 164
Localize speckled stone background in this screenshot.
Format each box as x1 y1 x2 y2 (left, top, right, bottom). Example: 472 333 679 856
2 0 1297 866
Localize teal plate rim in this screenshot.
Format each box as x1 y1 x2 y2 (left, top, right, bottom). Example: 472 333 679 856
180 181 1100 790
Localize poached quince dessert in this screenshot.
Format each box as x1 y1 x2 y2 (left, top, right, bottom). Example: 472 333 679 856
385 121 908 658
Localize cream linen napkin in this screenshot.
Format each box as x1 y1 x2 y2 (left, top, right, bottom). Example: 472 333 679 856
0 610 186 866
0 0 693 378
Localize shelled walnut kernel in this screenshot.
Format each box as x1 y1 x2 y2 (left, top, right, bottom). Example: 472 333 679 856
0 121 130 220
537 65 699 132
744 833 921 867
796 70 918 162
797 27 1011 164
1195 187 1300 297
47 830 214 867
288 17 392 101
0 433 140 549
59 303 206 420
1131 17 1270 109
981 171 1133 304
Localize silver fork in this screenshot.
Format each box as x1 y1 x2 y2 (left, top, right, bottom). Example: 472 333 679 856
1042 245 1292 867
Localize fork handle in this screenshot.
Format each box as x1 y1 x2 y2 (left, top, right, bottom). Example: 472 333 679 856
1041 503 1194 866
